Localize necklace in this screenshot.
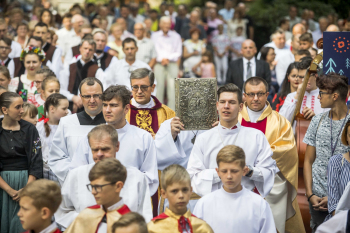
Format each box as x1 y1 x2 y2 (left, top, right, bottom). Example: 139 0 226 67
330 109 349 156
217 125 240 147
191 130 199 144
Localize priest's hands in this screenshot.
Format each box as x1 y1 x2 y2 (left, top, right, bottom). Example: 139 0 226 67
302 107 316 120
171 117 184 140
310 195 328 211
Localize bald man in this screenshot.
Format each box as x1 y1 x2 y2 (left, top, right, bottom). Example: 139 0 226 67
226 39 271 90
326 24 340 32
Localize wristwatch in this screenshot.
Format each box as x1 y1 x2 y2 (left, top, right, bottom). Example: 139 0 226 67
245 165 254 177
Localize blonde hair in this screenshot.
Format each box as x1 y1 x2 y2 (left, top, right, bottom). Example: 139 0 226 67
89 158 127 184
19 179 62 213
161 164 191 190
110 23 122 33
216 145 246 168
23 102 38 118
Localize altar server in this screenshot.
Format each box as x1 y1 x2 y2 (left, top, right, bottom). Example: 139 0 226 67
239 77 305 233
70 85 159 195
148 164 214 233
48 78 105 184
186 83 277 198
55 125 152 229
193 145 276 233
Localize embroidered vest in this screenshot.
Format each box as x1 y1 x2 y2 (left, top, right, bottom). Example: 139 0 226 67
68 61 99 94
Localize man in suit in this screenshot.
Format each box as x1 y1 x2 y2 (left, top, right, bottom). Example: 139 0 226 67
226 39 271 91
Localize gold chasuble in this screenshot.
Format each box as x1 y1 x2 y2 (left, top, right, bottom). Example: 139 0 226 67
148 208 214 233
64 204 130 233
126 95 175 134
238 103 305 233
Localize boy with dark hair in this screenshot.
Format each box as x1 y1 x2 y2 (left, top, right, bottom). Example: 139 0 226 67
64 157 131 233
18 179 62 233
299 32 314 50
193 145 276 233
148 164 213 233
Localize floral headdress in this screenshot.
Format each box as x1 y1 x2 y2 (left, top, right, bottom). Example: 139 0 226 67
20 46 46 62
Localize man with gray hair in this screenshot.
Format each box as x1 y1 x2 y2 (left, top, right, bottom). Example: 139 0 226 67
60 38 105 112
134 23 156 69
151 16 182 110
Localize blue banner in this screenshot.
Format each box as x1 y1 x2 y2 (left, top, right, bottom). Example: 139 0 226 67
323 32 350 82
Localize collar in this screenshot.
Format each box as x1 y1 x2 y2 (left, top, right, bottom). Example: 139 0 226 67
106 198 124 212
94 53 104 59
308 88 319 95
113 120 130 134
38 222 58 233
130 95 162 110
77 111 105 125
122 58 136 67
131 96 155 109
218 122 241 135
77 55 95 65
0 58 9 63
242 56 255 65
136 37 146 43
241 102 272 122
220 185 245 198
164 208 192 220
246 104 267 123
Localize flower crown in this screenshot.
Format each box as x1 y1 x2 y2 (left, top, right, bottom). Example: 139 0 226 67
20 46 46 62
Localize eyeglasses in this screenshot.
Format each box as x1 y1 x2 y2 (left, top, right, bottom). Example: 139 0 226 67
86 182 115 193
245 92 267 98
319 91 332 97
81 94 102 100
0 46 10 50
131 85 151 92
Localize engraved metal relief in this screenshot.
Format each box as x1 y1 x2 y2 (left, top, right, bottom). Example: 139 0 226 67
175 78 218 130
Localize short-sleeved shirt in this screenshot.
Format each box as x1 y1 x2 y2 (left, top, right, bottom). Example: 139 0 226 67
303 111 350 197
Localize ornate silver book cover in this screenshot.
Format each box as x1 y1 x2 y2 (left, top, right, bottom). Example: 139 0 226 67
175 78 218 130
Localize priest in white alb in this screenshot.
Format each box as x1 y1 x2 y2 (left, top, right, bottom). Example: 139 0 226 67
55 124 152 229
186 83 277 200
49 78 106 184
70 85 159 195
239 77 305 233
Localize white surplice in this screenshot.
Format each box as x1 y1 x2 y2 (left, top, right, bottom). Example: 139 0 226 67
55 164 152 229
193 187 276 233
70 121 159 195
315 210 349 233
154 118 206 170
186 122 277 198
48 114 97 184
279 88 328 123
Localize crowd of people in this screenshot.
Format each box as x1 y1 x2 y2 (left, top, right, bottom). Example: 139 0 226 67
0 0 350 233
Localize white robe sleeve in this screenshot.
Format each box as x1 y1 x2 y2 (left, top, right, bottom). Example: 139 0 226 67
137 173 153 222
55 171 79 229
259 199 277 233
8 59 15 79
139 134 159 196
250 133 277 197
48 122 72 184
51 47 63 79
279 93 297 123
154 119 188 170
186 138 221 197
315 210 348 233
70 136 91 170
59 64 74 101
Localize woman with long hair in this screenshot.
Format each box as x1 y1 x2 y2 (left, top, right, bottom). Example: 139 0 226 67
271 62 301 112
260 46 277 102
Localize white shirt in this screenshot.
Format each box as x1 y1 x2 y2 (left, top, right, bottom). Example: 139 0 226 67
187 122 277 198
247 105 267 123
39 222 59 233
95 52 119 73
135 38 157 64
70 121 159 195
56 27 74 56
60 56 105 101
155 118 206 170
315 210 349 233
129 14 145 23
9 40 22 59
1 58 14 78
37 121 58 172
48 114 98 184
194 187 276 233
151 30 182 62
55 164 152 229
243 57 256 82
108 30 136 42
279 88 329 123
43 43 63 79
62 30 81 61
104 58 151 90
97 199 125 233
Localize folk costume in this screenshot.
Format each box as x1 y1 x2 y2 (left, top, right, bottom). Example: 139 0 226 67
56 165 152 229
238 103 305 233
148 208 214 233
8 74 37 101
48 111 105 184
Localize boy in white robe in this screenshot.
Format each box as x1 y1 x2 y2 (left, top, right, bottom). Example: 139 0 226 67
315 210 350 233
48 78 105 184
193 145 276 233
55 124 152 229
69 85 159 195
187 83 277 198
279 56 328 125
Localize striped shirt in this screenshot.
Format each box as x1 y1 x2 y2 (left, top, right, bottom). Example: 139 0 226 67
327 154 350 217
